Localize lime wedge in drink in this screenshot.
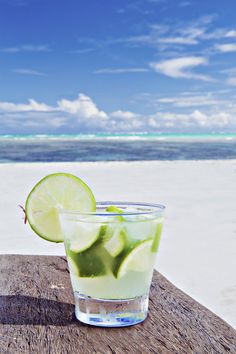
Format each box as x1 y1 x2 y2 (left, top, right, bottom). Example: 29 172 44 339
106 205 123 213
25 173 96 242
106 205 124 221
114 239 153 279
67 256 80 277
100 206 126 256
151 219 163 252
103 227 127 257
67 247 106 277
69 223 102 253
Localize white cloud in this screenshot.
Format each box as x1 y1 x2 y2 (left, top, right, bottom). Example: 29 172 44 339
58 94 108 120
216 43 236 53
157 37 197 45
148 109 234 129
125 15 223 49
0 93 235 133
150 56 213 81
190 110 208 126
126 30 199 47
73 15 236 65
1 44 50 53
22 115 67 128
110 110 140 119
158 95 219 107
13 68 46 76
225 30 236 38
0 99 52 112
149 111 191 128
0 94 108 122
94 68 149 74
193 110 231 127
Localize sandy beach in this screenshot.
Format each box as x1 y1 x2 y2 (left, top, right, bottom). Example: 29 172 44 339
1 160 235 328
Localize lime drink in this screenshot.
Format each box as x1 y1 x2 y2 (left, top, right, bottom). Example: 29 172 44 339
59 202 164 326
25 174 165 327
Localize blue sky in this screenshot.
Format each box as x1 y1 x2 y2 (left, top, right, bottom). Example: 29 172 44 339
1 0 236 134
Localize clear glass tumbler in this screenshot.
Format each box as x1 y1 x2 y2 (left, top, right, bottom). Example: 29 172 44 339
59 202 165 327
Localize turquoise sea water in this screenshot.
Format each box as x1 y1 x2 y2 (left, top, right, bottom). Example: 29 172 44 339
1 133 236 141
0 133 236 162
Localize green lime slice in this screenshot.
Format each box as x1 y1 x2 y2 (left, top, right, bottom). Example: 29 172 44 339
114 239 153 279
67 247 107 277
67 256 80 277
69 223 101 253
106 205 124 221
103 227 127 257
151 220 163 252
25 173 96 243
106 205 123 213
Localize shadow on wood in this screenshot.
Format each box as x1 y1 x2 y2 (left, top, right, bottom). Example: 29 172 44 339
0 295 76 326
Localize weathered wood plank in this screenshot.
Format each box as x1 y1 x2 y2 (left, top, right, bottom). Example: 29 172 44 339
0 255 235 354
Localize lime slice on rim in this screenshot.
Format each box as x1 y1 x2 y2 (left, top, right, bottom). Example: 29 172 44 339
25 173 96 242
114 239 153 279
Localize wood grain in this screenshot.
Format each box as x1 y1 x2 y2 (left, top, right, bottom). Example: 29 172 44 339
0 255 235 354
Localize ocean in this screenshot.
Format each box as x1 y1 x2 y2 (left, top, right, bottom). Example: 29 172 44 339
0 134 236 162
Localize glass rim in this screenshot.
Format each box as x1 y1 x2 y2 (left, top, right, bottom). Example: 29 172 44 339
59 201 165 217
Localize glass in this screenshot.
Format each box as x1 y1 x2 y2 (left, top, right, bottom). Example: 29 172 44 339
59 202 165 327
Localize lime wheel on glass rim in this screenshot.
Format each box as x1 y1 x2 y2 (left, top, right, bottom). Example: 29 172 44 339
24 173 96 242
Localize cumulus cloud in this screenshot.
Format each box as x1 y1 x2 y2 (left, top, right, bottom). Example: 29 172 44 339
148 109 234 129
58 94 108 120
0 99 52 112
0 95 108 121
150 57 213 81
0 94 109 133
110 110 140 119
0 93 235 134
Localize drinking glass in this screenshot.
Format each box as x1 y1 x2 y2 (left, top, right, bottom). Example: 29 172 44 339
59 202 165 327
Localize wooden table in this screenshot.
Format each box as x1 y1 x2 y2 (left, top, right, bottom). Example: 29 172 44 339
0 255 235 354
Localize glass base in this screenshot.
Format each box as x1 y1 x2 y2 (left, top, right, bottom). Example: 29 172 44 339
74 292 149 327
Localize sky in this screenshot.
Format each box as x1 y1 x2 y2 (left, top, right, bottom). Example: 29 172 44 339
0 0 236 134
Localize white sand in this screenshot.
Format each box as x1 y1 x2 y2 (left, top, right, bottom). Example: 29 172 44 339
0 161 235 328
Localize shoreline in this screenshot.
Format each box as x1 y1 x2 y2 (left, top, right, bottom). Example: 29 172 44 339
1 159 236 165
0 160 235 328
0 133 236 142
